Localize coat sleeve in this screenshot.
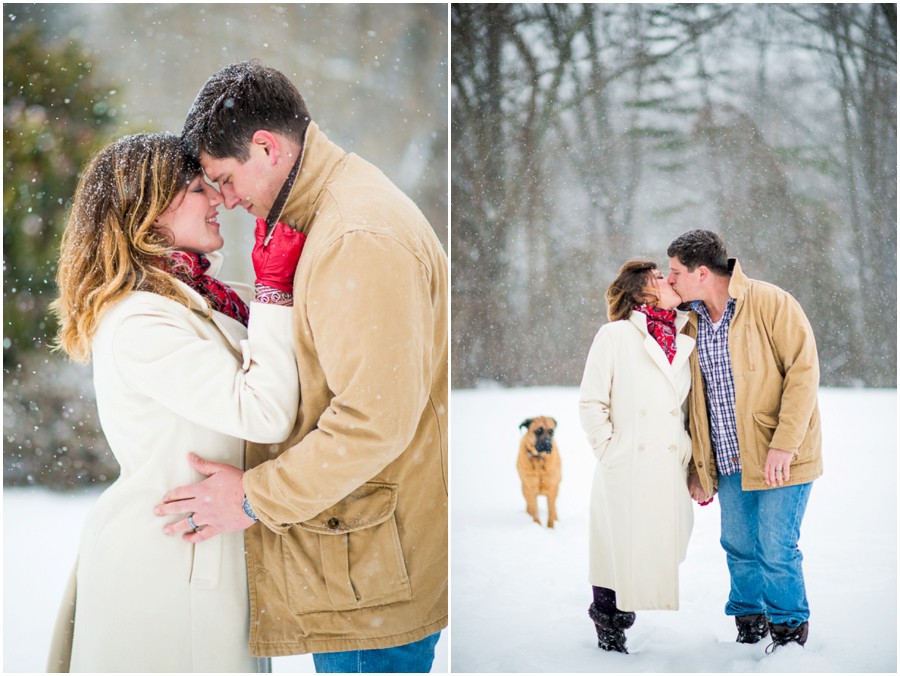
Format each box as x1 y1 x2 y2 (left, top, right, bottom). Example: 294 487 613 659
110 301 298 443
243 231 436 527
579 326 616 460
768 290 820 454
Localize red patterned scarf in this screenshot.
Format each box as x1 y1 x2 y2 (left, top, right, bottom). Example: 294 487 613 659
165 251 250 326
634 305 677 363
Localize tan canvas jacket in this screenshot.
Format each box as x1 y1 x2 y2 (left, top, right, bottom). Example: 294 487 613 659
242 122 449 656
684 259 823 496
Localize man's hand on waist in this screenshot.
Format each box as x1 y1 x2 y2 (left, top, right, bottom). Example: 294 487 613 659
154 452 256 543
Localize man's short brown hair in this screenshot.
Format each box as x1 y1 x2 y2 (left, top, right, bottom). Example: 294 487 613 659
181 60 311 162
667 229 730 274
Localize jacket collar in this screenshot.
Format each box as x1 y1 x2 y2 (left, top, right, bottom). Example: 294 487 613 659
684 257 748 332
279 121 349 236
628 309 695 382
726 258 750 299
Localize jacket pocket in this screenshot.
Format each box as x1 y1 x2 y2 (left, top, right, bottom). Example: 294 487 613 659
281 482 412 615
752 410 779 455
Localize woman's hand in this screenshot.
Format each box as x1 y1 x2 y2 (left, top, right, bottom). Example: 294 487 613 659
252 218 306 293
688 472 711 504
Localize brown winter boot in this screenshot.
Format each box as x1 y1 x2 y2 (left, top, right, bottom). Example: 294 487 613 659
735 614 769 644
765 621 809 653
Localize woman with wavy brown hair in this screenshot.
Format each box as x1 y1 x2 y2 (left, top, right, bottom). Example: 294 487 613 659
47 133 304 672
578 260 704 654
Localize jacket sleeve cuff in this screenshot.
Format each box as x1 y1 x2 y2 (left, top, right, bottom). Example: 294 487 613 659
243 466 293 535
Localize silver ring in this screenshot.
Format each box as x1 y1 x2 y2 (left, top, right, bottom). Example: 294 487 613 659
188 514 198 531
775 469 783 474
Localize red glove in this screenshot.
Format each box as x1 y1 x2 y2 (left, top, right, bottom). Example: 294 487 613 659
252 218 306 293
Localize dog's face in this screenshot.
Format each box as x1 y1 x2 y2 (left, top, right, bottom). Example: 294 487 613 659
519 417 558 455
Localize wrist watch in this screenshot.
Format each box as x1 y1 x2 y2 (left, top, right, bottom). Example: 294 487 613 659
242 494 258 521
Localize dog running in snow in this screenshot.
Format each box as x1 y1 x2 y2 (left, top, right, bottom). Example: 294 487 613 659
517 416 562 528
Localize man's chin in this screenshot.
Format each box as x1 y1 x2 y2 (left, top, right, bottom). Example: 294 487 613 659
241 203 262 218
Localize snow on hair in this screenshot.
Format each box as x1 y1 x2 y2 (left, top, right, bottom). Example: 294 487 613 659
51 133 200 363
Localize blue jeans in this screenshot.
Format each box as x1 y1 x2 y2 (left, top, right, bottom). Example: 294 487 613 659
717 472 812 626
312 631 441 673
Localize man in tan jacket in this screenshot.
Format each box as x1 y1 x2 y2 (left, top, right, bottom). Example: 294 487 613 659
156 61 447 671
668 230 822 652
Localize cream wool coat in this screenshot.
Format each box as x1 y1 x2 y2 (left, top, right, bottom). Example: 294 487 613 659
51 253 298 673
579 310 695 611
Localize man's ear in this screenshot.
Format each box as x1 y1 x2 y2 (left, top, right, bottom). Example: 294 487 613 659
697 265 709 282
251 130 279 164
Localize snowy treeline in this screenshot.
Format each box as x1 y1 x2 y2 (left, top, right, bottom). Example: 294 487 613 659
451 4 896 389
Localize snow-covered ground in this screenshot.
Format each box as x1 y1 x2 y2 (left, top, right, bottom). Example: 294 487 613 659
2 492 448 673
3 386 894 673
451 386 896 673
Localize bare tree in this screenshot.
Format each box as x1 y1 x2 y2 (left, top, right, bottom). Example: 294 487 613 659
451 3 896 389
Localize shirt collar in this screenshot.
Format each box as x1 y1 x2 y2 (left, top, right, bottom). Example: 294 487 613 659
692 297 736 325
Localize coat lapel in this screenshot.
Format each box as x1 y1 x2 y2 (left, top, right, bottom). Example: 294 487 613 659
671 313 695 374
629 311 694 388
172 277 245 356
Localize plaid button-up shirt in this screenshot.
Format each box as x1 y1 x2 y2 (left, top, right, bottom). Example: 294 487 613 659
693 298 742 475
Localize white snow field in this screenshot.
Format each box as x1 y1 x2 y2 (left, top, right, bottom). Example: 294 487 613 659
451 386 896 673
2 490 448 673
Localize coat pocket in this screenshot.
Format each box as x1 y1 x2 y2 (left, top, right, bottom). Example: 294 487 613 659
593 430 620 463
281 482 412 615
752 410 779 456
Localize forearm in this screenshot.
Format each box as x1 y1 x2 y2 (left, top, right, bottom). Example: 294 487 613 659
244 229 436 528
579 332 614 448
114 301 298 442
243 403 426 529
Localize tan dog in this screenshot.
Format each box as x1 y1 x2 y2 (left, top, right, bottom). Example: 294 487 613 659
517 417 562 528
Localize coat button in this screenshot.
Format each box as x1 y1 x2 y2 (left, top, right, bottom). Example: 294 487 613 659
326 517 341 530
637 444 646 452
668 445 677 452
697 461 704 468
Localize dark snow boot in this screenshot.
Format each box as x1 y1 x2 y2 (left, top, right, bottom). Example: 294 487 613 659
588 603 636 654
735 614 769 644
765 621 809 653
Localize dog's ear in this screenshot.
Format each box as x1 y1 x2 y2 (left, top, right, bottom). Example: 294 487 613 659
552 417 558 427
519 418 533 431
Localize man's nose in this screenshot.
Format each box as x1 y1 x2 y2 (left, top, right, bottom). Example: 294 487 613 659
221 187 241 210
